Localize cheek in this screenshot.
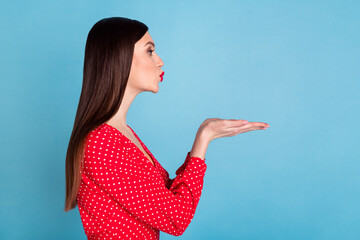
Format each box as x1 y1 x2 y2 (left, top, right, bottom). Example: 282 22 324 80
139 57 154 72
135 58 155 78
129 60 154 87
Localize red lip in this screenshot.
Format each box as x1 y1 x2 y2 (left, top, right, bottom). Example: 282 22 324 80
160 71 165 82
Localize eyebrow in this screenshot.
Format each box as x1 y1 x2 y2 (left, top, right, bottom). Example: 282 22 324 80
145 41 155 48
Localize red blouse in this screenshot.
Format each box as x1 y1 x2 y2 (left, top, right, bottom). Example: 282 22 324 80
77 123 207 239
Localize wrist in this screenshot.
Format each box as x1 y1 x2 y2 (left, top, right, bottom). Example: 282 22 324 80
198 125 212 144
190 129 210 160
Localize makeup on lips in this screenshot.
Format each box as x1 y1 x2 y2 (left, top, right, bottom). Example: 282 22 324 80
160 71 165 82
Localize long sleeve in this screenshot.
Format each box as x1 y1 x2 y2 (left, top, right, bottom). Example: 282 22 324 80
164 152 192 189
175 152 192 176
82 127 207 237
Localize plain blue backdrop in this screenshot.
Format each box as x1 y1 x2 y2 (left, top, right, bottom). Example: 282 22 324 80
0 0 359 239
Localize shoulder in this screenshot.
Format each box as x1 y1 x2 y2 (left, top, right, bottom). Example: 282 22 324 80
86 122 109 140
84 123 125 158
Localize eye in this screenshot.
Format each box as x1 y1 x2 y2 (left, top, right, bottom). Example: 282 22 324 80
147 49 155 55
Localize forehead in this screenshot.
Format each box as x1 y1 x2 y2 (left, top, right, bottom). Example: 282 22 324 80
135 31 154 48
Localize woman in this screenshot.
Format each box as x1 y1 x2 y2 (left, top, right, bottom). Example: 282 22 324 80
65 17 269 239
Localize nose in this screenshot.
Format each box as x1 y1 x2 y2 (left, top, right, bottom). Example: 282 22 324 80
156 54 164 68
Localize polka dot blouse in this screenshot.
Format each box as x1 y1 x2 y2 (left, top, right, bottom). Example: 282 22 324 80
77 123 207 239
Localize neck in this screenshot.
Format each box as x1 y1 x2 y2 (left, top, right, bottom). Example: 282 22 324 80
107 87 139 129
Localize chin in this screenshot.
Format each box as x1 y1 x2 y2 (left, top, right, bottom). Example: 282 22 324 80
152 84 160 93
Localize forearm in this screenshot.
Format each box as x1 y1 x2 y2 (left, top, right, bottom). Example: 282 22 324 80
189 128 210 160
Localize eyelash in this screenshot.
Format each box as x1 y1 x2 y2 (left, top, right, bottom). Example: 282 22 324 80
148 49 155 55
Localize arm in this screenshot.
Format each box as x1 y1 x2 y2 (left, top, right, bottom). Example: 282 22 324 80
169 117 269 184
168 128 209 185
85 130 208 236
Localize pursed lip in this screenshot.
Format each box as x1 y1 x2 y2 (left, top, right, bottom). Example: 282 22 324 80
159 71 164 82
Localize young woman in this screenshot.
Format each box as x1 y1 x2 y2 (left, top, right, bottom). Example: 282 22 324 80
65 17 269 240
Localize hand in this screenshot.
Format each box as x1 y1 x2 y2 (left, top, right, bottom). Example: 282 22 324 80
201 118 270 142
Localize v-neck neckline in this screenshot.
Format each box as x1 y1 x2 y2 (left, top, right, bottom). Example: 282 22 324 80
103 123 157 168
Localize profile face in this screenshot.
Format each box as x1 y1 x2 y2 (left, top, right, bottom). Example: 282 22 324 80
127 31 164 93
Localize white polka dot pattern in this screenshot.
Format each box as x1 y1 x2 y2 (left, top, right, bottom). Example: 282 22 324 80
77 123 207 239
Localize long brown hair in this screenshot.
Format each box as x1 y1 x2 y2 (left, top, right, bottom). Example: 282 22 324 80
64 17 148 212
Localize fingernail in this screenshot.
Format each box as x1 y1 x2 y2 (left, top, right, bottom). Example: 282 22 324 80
243 120 248 125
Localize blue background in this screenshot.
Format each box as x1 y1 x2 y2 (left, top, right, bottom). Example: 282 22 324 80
1 0 359 239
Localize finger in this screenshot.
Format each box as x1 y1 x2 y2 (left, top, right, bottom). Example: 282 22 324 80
225 119 249 128
227 121 264 130
232 123 269 133
245 122 269 129
244 123 269 132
